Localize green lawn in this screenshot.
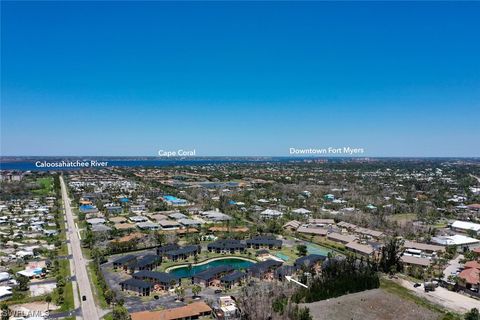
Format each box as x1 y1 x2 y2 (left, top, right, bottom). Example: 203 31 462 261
87 262 109 309
3 290 46 306
387 213 417 223
58 243 69 256
274 246 300 262
58 281 74 312
57 219 69 256
294 234 346 253
33 177 54 196
103 314 113 320
49 259 74 313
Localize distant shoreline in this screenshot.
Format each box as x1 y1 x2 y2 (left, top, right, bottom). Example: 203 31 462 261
1 157 479 171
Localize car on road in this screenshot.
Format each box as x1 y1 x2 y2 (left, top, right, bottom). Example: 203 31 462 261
82 295 86 301
424 282 436 292
413 283 421 288
214 289 222 294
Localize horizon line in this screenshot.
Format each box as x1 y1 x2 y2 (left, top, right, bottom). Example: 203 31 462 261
1 155 480 159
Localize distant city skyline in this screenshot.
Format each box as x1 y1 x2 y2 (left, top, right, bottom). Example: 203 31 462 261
1 1 479 157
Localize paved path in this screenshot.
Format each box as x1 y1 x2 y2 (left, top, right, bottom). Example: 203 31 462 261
49 307 80 319
443 255 464 282
470 174 480 183
60 175 99 320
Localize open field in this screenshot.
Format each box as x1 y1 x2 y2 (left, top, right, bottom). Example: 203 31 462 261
33 177 54 195
387 213 417 225
302 289 442 320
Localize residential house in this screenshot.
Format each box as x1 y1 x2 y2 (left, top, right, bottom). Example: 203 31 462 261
246 236 282 250
207 239 246 254
120 278 153 296
132 270 179 291
130 301 212 320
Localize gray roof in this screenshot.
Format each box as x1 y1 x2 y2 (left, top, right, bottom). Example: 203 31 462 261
169 213 188 220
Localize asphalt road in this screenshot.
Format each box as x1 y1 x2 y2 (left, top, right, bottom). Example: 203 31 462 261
470 174 480 184
60 175 100 320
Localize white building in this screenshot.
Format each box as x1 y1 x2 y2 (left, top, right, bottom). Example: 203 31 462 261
451 220 480 235
432 234 480 251
260 209 283 219
292 208 312 215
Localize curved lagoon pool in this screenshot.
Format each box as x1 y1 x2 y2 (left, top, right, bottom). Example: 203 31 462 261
168 257 254 278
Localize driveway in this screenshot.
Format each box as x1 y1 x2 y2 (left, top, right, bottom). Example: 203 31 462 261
443 254 464 283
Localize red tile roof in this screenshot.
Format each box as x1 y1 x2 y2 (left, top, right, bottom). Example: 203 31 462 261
459 268 480 285
131 301 212 320
464 261 480 270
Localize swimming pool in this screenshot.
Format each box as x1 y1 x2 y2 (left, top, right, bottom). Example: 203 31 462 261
163 195 187 204
168 257 254 278
275 253 290 261
306 243 331 256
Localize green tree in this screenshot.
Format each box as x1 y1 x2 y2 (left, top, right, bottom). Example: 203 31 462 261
154 232 166 246
112 305 131 320
465 308 480 320
379 236 404 274
290 305 313 320
272 295 288 315
175 286 185 301
17 275 30 291
192 285 201 298
83 230 95 249
297 244 308 256
104 289 115 305
45 295 52 312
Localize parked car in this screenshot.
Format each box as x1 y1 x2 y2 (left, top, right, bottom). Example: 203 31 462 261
214 289 222 294
413 283 421 288
424 282 436 292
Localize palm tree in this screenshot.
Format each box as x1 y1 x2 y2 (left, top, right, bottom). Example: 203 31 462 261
175 287 185 301
45 295 52 313
192 285 201 298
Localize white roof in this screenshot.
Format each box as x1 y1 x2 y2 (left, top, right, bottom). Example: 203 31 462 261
432 234 480 246
201 211 231 221
178 218 202 226
136 222 159 229
260 209 283 217
0 286 12 297
86 218 106 225
129 215 148 222
0 272 11 282
451 220 480 232
292 208 311 214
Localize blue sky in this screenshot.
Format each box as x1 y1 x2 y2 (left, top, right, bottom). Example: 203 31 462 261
1 1 479 157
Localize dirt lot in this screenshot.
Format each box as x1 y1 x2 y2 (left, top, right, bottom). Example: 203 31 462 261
302 289 440 320
395 277 479 313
